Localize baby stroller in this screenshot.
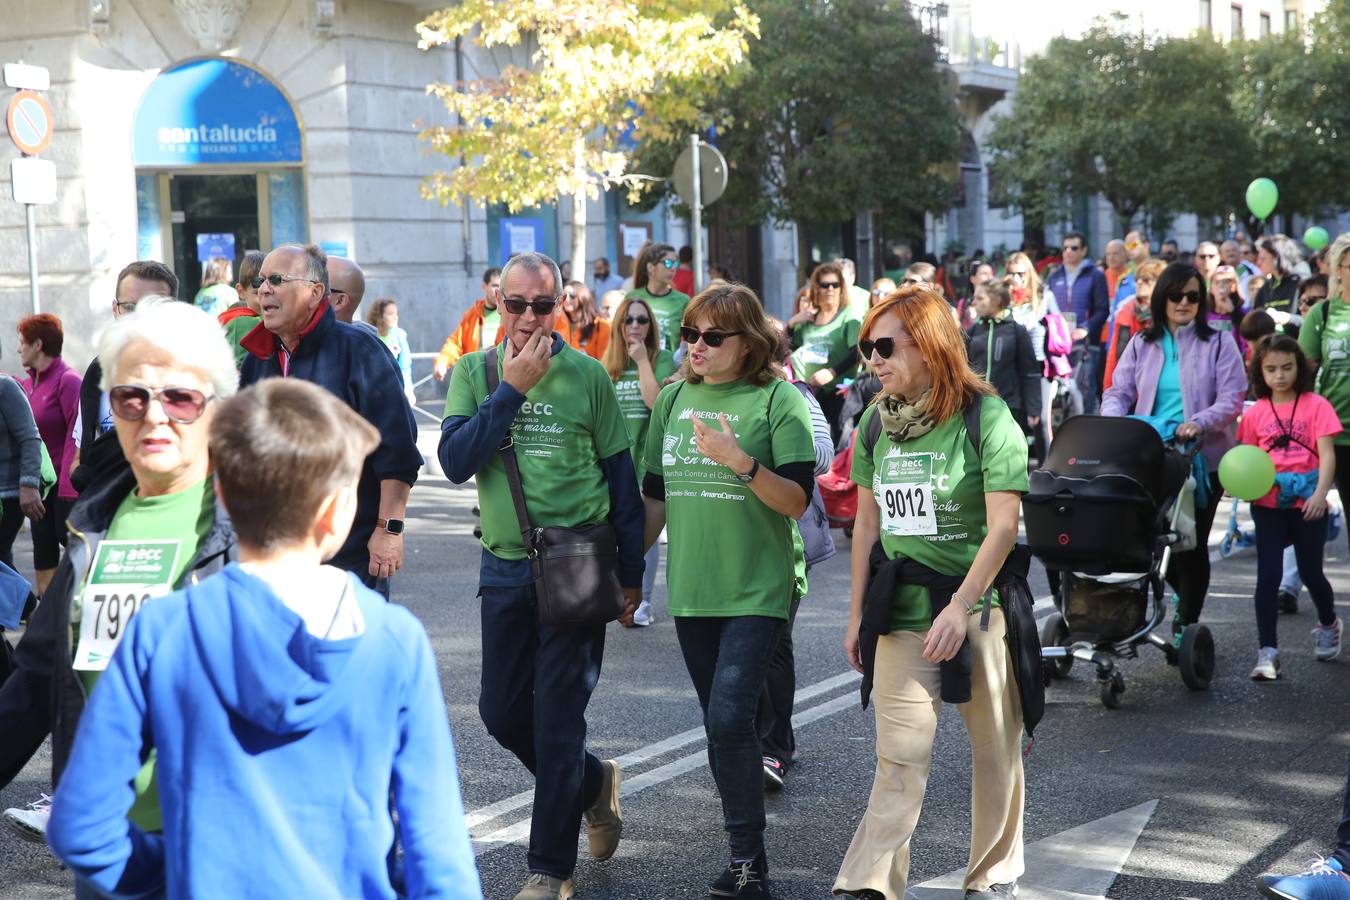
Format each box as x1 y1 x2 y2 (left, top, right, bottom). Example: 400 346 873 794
1023 415 1216 708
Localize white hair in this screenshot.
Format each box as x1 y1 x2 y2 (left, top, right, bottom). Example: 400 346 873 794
98 296 239 400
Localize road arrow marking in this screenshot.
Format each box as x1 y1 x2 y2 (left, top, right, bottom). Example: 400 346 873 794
907 800 1158 899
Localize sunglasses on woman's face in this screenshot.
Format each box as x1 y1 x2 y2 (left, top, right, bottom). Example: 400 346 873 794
660 258 679 269
109 384 213 424
858 336 915 359
624 315 650 325
1167 291 1202 306
679 326 741 347
817 281 842 290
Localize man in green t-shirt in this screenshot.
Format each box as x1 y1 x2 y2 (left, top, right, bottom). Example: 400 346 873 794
439 251 644 900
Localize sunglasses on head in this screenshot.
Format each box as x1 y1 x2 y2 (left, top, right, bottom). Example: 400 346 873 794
109 384 212 424
679 326 741 347
623 314 650 325
817 281 842 290
1167 290 1202 305
858 336 915 359
499 292 559 316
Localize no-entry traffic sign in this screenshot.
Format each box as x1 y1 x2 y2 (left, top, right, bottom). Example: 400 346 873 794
7 90 53 156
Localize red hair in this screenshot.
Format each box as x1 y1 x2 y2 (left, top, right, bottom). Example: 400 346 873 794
860 285 992 424
18 314 63 357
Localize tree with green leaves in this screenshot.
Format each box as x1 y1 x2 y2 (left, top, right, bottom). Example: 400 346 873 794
416 1 758 278
987 21 1250 237
631 0 958 255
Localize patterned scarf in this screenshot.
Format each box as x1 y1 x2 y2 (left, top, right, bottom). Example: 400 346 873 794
877 387 939 443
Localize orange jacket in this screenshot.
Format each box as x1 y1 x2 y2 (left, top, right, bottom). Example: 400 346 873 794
435 299 498 371
558 316 611 361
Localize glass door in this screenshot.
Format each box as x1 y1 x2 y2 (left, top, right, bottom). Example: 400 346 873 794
168 174 261 304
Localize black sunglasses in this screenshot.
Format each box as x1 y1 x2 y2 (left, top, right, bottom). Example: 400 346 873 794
623 315 650 325
859 337 897 359
817 281 842 290
1167 291 1202 305
500 293 559 316
1062 245 1083 253
251 273 319 290
109 384 213 424
680 326 742 347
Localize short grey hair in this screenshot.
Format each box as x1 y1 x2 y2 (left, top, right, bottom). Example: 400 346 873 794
500 252 563 298
834 257 856 278
276 243 328 291
98 296 239 400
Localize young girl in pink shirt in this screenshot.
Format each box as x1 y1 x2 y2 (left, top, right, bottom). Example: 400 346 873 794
1236 334 1343 680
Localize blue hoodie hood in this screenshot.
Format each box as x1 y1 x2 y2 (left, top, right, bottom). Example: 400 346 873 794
188 565 380 734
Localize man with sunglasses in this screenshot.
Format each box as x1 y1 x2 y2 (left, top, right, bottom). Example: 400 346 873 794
239 244 422 600
70 260 180 495
433 268 503 381
1045 232 1109 414
440 251 643 900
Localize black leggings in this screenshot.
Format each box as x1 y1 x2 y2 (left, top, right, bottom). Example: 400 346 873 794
1336 445 1350 557
1252 505 1337 648
30 496 72 571
0 497 23 571
1166 473 1224 628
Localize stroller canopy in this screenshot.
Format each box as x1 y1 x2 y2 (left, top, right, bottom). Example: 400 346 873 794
1037 415 1189 508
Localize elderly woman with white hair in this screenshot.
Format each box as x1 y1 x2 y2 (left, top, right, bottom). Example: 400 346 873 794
0 297 239 844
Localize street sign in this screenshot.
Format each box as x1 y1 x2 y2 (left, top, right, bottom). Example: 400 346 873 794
11 157 56 205
671 142 728 208
7 90 53 156
3 63 50 91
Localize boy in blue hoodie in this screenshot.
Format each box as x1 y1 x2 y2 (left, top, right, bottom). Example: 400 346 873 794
46 379 482 899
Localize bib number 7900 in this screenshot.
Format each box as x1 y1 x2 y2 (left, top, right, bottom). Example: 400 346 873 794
879 483 937 536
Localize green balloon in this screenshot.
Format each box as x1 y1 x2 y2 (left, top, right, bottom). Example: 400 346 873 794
1218 444 1277 502
1246 178 1279 220
1304 226 1330 251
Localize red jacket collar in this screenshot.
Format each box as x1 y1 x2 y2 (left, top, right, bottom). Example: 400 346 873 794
218 306 259 326
240 299 330 361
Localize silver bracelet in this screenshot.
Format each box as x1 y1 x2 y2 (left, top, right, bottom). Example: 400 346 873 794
952 591 975 614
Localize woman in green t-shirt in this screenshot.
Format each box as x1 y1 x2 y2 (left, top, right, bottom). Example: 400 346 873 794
603 296 677 627
626 242 691 353
835 285 1029 900
788 261 861 445
641 283 816 895
1300 233 1350 557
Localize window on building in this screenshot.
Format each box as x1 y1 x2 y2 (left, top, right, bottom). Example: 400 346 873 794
1199 0 1212 32
1260 12 1271 35
1286 9 1299 32
1231 4 1243 38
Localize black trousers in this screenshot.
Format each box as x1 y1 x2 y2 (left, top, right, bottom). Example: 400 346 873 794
1336 445 1350 558
0 574 61 788
756 596 802 763
1165 473 1224 627
0 497 24 571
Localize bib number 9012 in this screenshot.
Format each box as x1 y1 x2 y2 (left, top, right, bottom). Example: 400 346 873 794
879 483 937 536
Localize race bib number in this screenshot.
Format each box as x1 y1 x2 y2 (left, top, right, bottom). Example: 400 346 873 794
72 540 181 672
877 453 937 536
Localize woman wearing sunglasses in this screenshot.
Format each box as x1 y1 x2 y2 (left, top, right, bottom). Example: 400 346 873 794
835 286 1032 900
0 298 239 846
788 262 862 445
627 243 690 354
603 297 677 627
1102 262 1247 640
641 284 816 898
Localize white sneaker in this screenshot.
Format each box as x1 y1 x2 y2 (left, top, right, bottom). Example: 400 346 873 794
1314 617 1343 662
3 794 52 843
632 600 653 627
1250 647 1281 681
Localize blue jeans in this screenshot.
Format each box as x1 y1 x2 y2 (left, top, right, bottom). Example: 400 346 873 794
1252 505 1338 648
479 582 606 879
675 614 783 859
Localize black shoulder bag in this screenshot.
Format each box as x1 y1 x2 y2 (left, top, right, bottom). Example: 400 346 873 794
484 347 626 627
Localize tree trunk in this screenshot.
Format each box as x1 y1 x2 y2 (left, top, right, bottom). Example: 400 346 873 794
570 138 587 287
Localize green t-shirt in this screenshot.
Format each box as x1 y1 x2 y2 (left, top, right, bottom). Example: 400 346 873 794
850 398 1028 632
791 308 862 391
1300 298 1350 445
643 377 815 619
222 312 260 369
445 342 631 559
626 287 691 352
480 308 502 348
77 477 216 831
613 350 678 481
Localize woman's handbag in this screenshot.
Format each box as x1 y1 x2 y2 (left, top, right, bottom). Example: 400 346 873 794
485 348 626 627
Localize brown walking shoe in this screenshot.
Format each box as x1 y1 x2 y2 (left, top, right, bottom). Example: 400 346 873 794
584 758 623 860
513 872 574 900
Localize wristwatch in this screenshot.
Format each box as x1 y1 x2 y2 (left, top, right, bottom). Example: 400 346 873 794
735 458 760 483
377 517 405 536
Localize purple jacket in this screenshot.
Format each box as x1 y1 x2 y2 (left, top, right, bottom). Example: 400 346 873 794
22 356 82 499
1100 322 1247 469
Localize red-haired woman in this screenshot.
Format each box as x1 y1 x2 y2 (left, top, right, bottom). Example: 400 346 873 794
835 286 1036 900
18 314 81 593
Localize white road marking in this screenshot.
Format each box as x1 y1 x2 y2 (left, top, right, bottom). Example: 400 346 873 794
907 800 1158 899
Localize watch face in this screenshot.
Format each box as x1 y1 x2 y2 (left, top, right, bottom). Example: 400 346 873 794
384 519 405 535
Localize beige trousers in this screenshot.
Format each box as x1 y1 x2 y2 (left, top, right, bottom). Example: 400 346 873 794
834 608 1026 899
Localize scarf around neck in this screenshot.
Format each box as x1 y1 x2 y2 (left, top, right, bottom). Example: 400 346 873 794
877 387 939 443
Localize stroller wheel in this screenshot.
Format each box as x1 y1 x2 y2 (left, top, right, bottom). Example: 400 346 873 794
1099 670 1126 709
1040 612 1073 679
1178 624 1216 690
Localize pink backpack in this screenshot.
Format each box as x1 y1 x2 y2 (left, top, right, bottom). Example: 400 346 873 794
1042 312 1073 378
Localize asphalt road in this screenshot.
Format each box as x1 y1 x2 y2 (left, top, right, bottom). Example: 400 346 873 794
3 443 1348 899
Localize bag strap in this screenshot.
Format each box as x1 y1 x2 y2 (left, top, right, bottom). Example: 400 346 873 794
484 347 534 551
